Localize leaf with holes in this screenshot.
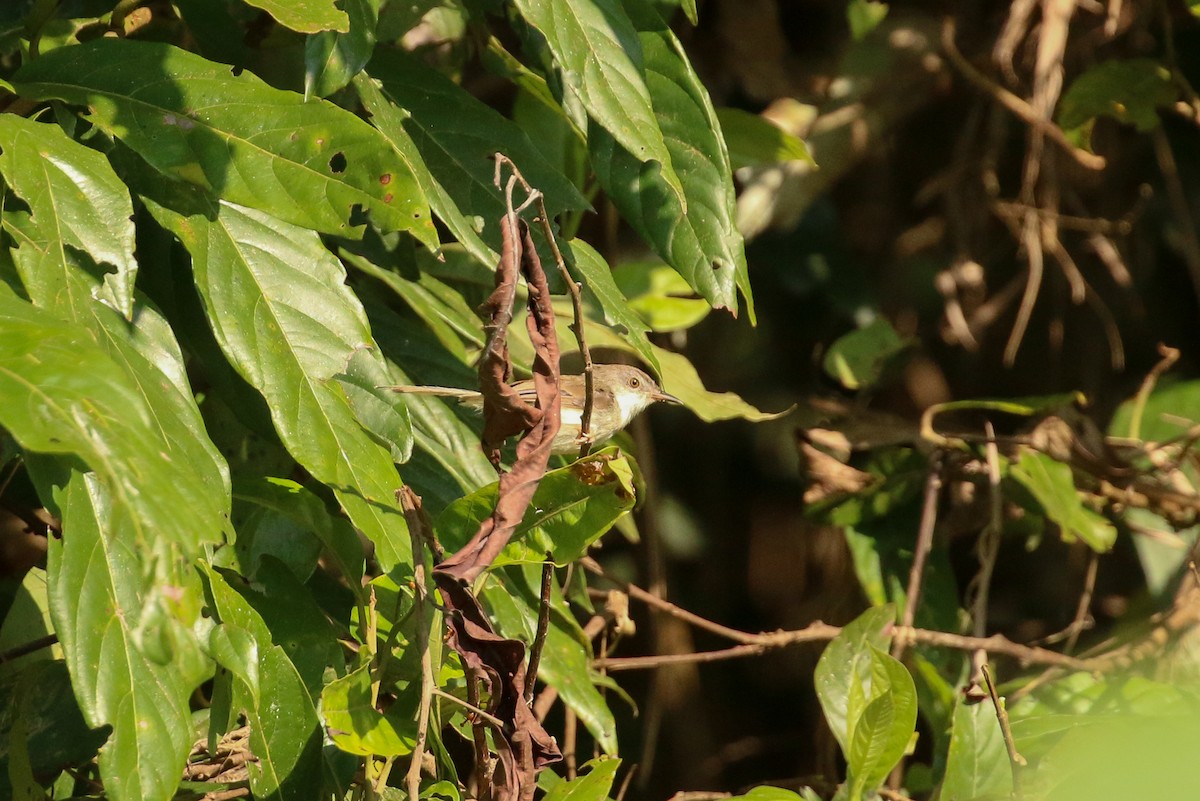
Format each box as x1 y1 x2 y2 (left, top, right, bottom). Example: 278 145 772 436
14 39 435 247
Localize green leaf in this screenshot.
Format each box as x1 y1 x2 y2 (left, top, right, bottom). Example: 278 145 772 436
0 115 136 318
305 0 382 98
567 239 658 371
728 788 818 801
814 605 894 753
1109 379 1200 441
823 317 910 391
715 107 813 170
588 2 751 318
359 49 588 256
847 0 889 41
542 756 622 801
0 568 57 676
207 623 261 702
482 571 618 753
320 662 417 757
241 0 349 33
939 698 1012 801
1009 451 1116 552
49 474 196 801
511 0 686 207
145 197 413 570
1059 59 1177 144
611 259 709 332
436 446 637 568
200 565 324 800
0 288 226 550
845 647 916 798
15 39 436 246
234 476 366 587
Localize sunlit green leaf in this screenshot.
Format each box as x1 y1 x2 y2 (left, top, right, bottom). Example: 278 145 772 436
321 662 417 757
15 39 436 246
940 698 1012 801
823 318 910 391
0 288 226 550
49 474 198 801
1009 451 1116 552
814 605 894 754
589 2 751 317
542 756 621 801
846 647 916 797
716 107 813 170
305 0 382 98
512 0 686 207
0 115 136 318
241 0 349 33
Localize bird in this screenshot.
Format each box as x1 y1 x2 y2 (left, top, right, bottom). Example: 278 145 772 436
387 364 680 455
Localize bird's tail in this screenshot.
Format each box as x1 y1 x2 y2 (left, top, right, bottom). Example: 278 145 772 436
383 385 483 407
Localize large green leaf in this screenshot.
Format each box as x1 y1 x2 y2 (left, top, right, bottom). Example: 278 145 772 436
588 2 751 318
1009 451 1116 553
939 698 1012 801
145 197 414 570
0 116 136 318
435 446 637 568
48 474 198 801
14 39 436 246
360 49 588 257
201 565 324 800
511 0 685 205
0 288 226 550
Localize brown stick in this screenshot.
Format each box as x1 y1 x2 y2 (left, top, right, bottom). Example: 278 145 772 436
399 488 435 801
940 18 1105 171
982 663 1026 797
525 559 555 703
894 452 944 660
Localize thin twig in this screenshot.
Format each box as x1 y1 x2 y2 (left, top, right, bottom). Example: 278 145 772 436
1064 551 1099 655
465 671 493 796
563 705 578 780
399 487 436 801
982 664 1026 797
525 559 555 703
582 556 758 645
433 686 506 729
492 153 595 458
593 623 1094 672
941 18 1105 171
1127 344 1181 440
0 633 58 664
970 423 1004 689
894 452 944 660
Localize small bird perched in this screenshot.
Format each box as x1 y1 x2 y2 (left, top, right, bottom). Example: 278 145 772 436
388 364 680 454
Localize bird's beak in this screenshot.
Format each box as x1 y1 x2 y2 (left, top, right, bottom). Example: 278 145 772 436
653 389 682 405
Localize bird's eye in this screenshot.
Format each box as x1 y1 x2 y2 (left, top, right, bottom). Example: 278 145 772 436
629 376 641 388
